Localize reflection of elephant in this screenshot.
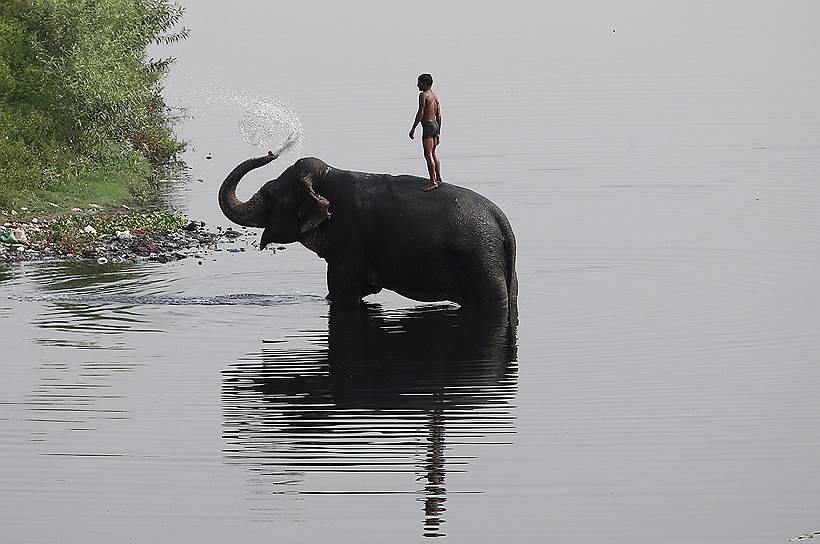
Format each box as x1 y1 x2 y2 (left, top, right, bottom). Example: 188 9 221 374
324 304 517 405
218 153 518 323
223 304 518 410
221 304 518 536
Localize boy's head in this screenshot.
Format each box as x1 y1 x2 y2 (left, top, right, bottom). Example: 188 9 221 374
417 73 433 90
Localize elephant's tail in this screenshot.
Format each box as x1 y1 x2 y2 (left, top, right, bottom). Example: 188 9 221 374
494 208 519 326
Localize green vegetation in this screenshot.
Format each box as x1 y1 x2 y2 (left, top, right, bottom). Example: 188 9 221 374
0 0 188 212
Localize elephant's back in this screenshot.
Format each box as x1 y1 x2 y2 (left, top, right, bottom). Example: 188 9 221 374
368 174 502 214
329 167 507 213
333 169 513 241
354 173 509 250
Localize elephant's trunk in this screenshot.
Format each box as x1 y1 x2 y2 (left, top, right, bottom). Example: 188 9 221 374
218 152 278 227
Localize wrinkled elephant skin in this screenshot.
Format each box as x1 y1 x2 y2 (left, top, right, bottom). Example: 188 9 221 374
218 153 518 324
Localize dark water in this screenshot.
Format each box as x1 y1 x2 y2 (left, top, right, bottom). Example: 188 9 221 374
1 262 519 541
3 2 820 542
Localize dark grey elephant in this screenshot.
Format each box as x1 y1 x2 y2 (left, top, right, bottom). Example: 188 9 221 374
218 152 518 323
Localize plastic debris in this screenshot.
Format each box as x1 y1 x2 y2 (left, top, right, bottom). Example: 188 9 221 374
1 216 224 265
12 228 29 244
96 257 108 265
0 226 18 244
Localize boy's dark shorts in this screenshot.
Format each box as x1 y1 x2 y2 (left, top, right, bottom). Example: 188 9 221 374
422 120 440 139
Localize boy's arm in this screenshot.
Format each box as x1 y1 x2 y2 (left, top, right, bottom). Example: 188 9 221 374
409 93 426 139
434 102 441 143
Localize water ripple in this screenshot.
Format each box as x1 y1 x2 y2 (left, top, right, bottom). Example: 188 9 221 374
24 292 326 306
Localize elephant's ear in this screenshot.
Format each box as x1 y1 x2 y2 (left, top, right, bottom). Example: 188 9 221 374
298 174 331 233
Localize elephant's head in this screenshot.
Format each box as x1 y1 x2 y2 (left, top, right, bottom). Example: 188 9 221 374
218 152 332 250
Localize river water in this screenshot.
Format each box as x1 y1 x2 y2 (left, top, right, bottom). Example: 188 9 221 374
3 2 820 542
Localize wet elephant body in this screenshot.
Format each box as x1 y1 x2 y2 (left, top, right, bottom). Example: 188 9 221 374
219 153 518 323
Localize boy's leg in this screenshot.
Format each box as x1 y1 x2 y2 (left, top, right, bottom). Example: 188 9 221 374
432 136 442 181
421 137 439 191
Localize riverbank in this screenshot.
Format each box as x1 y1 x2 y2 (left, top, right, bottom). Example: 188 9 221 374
0 206 266 265
0 2 187 213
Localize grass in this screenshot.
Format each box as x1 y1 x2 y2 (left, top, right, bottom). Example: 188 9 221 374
0 149 187 216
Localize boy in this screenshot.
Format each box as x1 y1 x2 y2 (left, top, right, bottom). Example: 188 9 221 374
408 73 442 191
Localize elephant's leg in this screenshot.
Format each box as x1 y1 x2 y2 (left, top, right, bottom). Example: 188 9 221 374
453 250 510 315
460 275 509 317
360 284 382 298
360 266 383 298
325 260 365 306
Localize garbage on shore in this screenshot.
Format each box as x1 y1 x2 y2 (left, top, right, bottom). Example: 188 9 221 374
0 226 20 244
0 209 265 265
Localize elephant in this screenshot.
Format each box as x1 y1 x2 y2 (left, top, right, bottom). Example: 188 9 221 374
218 152 518 324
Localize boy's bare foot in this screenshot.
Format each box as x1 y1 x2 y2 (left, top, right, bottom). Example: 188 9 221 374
421 181 440 192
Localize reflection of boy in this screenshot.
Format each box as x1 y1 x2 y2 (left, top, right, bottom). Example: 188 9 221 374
408 73 442 191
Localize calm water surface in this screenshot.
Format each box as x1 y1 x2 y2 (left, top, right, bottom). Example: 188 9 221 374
3 2 820 542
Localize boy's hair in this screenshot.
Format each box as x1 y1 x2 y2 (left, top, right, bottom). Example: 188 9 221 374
418 73 433 87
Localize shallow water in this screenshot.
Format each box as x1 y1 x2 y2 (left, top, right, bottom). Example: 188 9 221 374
3 2 820 542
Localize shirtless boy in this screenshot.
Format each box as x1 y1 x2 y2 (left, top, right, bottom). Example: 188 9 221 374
408 73 442 191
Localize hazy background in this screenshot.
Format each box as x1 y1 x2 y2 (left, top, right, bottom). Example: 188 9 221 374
2 1 820 542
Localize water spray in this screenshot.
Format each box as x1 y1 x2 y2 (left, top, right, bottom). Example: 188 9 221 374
173 85 304 156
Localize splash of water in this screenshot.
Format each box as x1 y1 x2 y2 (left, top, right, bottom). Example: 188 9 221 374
238 97 303 155
173 85 304 156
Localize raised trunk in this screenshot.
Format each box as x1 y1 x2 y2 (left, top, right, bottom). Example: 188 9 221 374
217 152 277 227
